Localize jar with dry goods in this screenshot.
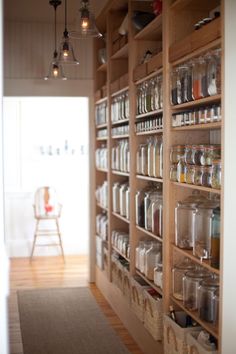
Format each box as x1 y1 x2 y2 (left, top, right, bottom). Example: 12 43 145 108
198 275 220 322
172 258 196 301
170 145 185 164
211 159 221 189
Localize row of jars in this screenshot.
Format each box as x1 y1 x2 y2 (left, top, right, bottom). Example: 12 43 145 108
135 115 163 133
111 91 129 122
111 124 129 137
95 145 108 170
95 181 108 209
97 128 108 138
96 212 108 241
172 260 219 324
172 103 221 128
135 184 163 237
136 137 163 178
170 159 221 189
112 182 130 219
111 139 130 173
135 240 162 283
136 75 163 115
171 48 221 105
95 101 108 126
175 193 220 268
170 144 221 166
111 230 130 259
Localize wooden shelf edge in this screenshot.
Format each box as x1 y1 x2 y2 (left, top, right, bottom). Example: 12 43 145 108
96 123 108 129
96 137 108 141
95 97 108 104
136 225 163 242
172 245 220 276
136 175 163 183
136 109 163 120
136 129 163 136
136 270 163 296
134 68 163 85
171 122 221 131
96 168 108 173
112 245 130 262
97 203 108 211
111 43 129 59
112 212 130 224
97 62 107 72
111 118 129 126
112 134 129 139
112 170 129 177
171 182 221 195
171 94 221 110
111 86 129 97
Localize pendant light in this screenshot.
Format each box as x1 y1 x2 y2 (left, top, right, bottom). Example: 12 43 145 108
69 0 102 39
58 0 79 64
45 0 67 80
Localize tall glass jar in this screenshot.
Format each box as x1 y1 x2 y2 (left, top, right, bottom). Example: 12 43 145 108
207 48 221 96
139 240 152 274
211 206 220 269
144 242 162 280
171 68 179 105
112 183 120 213
151 196 163 236
145 191 161 231
119 183 128 217
176 157 186 183
153 137 163 178
135 240 145 270
172 258 196 300
198 275 220 322
211 159 221 189
135 190 146 227
141 143 148 175
147 138 154 177
183 268 211 311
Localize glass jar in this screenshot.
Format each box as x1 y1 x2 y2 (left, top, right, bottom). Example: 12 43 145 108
154 263 163 289
172 258 196 300
192 145 205 165
112 183 120 213
177 157 186 183
211 159 221 189
158 75 163 109
170 164 177 182
141 143 148 175
198 275 220 322
170 145 185 164
144 242 162 281
193 166 204 186
145 191 162 231
185 164 195 184
193 202 219 260
207 48 221 96
201 166 212 187
183 269 211 311
139 240 152 274
200 145 221 166
213 288 220 326
135 190 145 227
147 138 154 177
186 61 193 102
151 196 163 236
171 68 179 105
184 145 194 165
135 240 145 270
119 183 128 217
125 187 130 220
153 137 163 178
192 57 207 100
178 65 189 104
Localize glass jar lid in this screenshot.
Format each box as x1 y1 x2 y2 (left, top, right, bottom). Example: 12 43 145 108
185 269 211 280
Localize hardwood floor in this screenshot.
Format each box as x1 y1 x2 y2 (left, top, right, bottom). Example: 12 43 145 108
8 255 144 354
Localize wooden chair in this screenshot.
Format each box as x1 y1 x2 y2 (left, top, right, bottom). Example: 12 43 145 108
31 186 64 260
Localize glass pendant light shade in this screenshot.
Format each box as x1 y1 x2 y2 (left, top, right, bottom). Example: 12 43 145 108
69 0 102 39
44 51 67 80
44 0 67 80
58 0 79 65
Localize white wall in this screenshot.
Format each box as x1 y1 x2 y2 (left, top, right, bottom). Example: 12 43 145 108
3 97 89 257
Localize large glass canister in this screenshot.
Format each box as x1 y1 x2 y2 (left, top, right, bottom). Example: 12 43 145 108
183 268 211 311
119 183 128 217
178 65 189 104
175 200 197 249
135 240 145 270
145 191 161 231
198 275 220 322
112 182 120 213
151 196 163 236
193 202 219 260
170 67 179 105
172 258 196 300
141 143 148 175
170 145 185 164
192 56 207 100
135 190 145 227
207 48 221 96
211 206 220 269
144 241 162 280
153 137 163 178
139 240 152 274
125 187 130 220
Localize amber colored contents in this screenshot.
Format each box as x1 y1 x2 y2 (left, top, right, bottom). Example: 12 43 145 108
193 80 202 99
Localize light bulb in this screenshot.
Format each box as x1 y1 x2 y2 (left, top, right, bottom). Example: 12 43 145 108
53 64 59 77
81 17 89 29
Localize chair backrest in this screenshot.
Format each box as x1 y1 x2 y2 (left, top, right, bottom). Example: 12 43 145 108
34 186 61 217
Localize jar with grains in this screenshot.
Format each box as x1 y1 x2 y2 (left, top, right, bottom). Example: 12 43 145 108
170 145 185 164
170 164 177 182
185 164 195 184
193 165 203 186
184 145 194 165
177 157 186 183
211 159 221 189
201 166 212 187
200 145 221 166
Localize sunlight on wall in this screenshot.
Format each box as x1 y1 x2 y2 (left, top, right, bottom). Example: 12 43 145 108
3 97 89 257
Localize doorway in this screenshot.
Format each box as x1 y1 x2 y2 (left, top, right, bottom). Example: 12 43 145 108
3 96 89 258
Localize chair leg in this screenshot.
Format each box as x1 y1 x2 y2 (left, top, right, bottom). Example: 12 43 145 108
30 219 39 261
56 218 65 262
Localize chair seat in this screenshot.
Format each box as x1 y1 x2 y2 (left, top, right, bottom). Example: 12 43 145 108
36 214 59 220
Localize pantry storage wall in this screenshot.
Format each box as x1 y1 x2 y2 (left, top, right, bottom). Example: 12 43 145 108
92 1 227 353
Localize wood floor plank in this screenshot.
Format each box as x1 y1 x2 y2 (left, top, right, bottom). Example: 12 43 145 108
8 255 144 354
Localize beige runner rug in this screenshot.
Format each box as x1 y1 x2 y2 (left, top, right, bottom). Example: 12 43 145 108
17 287 131 354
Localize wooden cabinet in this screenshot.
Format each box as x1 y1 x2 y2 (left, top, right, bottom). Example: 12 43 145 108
93 1 223 353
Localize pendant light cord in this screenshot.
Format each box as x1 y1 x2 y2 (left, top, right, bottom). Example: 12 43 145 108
64 0 68 37
54 3 57 57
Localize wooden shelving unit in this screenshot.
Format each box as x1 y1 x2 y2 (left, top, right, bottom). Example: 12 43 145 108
93 1 223 353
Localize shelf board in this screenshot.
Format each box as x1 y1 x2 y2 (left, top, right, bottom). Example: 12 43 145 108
171 297 219 339
112 212 130 224
112 118 129 126
111 43 129 59
171 95 221 110
96 123 108 129
136 109 163 120
95 97 108 105
134 14 162 41
171 181 221 195
134 68 163 85
136 225 163 243
136 270 163 296
112 245 130 262
136 129 163 136
111 86 129 98
112 134 129 139
96 168 108 173
171 122 221 131
172 245 220 276
136 175 163 183
97 62 107 72
97 203 108 212
96 136 108 141
112 170 129 177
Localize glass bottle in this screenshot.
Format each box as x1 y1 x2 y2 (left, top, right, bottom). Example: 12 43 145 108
125 187 130 220
119 183 128 216
141 143 148 175
154 263 163 288
172 258 196 300
213 288 220 326
170 164 177 182
183 268 211 311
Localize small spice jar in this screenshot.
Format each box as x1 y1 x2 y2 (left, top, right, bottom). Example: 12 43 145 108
211 159 221 189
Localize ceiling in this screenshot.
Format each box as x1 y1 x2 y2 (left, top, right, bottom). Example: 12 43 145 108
4 0 108 25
